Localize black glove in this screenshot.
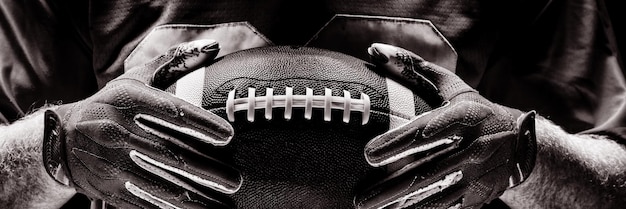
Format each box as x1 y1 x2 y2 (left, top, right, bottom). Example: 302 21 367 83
354 43 537 209
42 40 241 209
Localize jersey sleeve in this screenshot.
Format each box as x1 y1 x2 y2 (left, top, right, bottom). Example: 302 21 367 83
0 0 96 124
475 0 626 144
581 0 626 144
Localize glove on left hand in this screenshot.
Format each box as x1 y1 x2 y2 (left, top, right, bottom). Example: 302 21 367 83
42 40 241 209
355 43 537 209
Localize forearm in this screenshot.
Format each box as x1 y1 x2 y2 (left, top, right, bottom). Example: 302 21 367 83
0 108 76 209
501 116 626 208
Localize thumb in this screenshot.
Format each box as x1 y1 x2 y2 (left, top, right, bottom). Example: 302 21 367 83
122 39 220 89
368 43 474 102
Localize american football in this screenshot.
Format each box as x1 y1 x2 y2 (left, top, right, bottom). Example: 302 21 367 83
166 46 435 208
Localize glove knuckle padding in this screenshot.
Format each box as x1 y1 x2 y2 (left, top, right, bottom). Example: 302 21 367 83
99 80 179 117
91 82 140 107
423 101 493 138
75 120 131 148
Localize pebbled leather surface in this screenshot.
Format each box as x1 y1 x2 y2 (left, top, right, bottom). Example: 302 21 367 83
167 46 435 208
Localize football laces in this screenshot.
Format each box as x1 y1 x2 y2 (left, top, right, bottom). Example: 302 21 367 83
226 87 370 124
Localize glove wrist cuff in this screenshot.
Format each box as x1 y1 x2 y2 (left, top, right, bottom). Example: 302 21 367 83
42 109 72 186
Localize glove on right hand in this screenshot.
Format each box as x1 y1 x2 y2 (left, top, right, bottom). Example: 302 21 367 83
355 43 537 209
42 40 241 209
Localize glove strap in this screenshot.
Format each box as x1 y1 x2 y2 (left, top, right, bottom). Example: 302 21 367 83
42 109 71 186
512 110 537 185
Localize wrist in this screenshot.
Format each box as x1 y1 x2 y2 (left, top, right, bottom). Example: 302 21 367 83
0 109 76 208
502 116 626 208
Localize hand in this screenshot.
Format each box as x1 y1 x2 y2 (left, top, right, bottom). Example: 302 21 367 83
42 40 241 209
354 43 537 209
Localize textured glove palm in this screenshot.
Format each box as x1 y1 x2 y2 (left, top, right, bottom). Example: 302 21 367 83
355 43 537 209
42 40 241 209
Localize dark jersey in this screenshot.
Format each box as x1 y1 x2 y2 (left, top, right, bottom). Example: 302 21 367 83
1 0 624 208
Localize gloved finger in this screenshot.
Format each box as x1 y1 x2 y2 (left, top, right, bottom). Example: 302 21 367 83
74 117 242 194
123 178 234 209
354 169 464 209
357 113 536 209
95 81 234 146
365 101 493 167
409 188 466 209
122 39 220 89
69 145 235 209
129 149 242 194
101 188 158 209
146 92 234 147
368 43 475 101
